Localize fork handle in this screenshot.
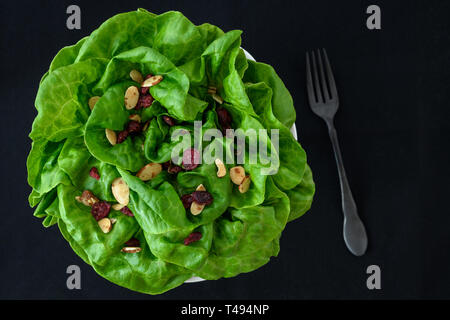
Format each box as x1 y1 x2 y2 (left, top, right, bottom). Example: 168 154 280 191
326 120 368 256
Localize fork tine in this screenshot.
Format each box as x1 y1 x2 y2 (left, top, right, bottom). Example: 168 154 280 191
322 48 338 100
316 49 330 100
305 52 316 105
310 51 323 103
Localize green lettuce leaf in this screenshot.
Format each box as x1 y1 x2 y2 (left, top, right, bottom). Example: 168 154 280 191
27 9 314 295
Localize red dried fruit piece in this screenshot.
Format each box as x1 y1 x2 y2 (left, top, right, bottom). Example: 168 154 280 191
191 191 213 205
136 94 154 109
140 86 149 95
89 167 100 180
91 201 111 221
162 161 171 169
181 194 194 209
120 206 134 217
184 232 202 245
162 115 175 126
117 130 129 144
217 107 232 127
168 163 182 174
124 237 140 247
126 120 141 135
182 148 200 171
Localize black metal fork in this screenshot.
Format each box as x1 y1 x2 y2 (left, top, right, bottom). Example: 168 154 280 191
306 49 368 256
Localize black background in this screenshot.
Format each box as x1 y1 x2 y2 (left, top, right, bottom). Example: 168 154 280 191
0 0 449 299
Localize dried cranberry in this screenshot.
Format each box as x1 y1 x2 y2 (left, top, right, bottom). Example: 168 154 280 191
140 86 149 95
126 120 141 135
120 206 134 217
136 94 153 109
117 130 129 143
162 161 171 170
91 201 111 221
124 237 140 247
184 232 202 245
191 191 213 205
182 148 200 171
162 115 175 126
217 107 232 127
168 163 182 174
89 167 100 180
181 194 194 209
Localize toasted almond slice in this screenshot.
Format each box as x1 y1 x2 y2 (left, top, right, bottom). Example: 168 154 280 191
230 166 245 185
129 69 143 84
207 86 217 94
142 75 163 87
211 93 223 104
128 114 141 122
75 190 99 207
215 158 226 178
105 129 117 145
124 86 139 110
88 96 100 110
142 121 150 131
238 175 251 193
196 184 206 191
112 203 125 211
111 177 129 205
190 201 205 215
110 218 117 224
98 218 113 233
136 163 162 181
121 247 142 253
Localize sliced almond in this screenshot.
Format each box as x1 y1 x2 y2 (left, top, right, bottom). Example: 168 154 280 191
110 218 117 224
128 114 141 122
230 166 245 185
142 121 150 131
111 177 129 205
105 129 117 146
136 163 162 181
238 175 251 193
211 93 223 104
121 247 142 253
215 158 226 178
141 75 163 87
196 184 206 191
75 190 99 207
98 218 113 233
124 86 139 110
190 201 205 215
112 203 125 211
207 86 217 94
88 96 100 110
129 69 143 84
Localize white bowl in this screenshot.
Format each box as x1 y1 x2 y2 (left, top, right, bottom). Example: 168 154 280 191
184 49 298 284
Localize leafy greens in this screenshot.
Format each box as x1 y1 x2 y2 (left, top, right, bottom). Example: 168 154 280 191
27 9 315 294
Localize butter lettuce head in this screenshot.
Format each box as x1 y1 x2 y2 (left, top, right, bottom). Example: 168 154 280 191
27 9 315 295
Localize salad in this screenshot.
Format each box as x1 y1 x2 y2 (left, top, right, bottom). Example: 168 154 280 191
27 9 315 294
